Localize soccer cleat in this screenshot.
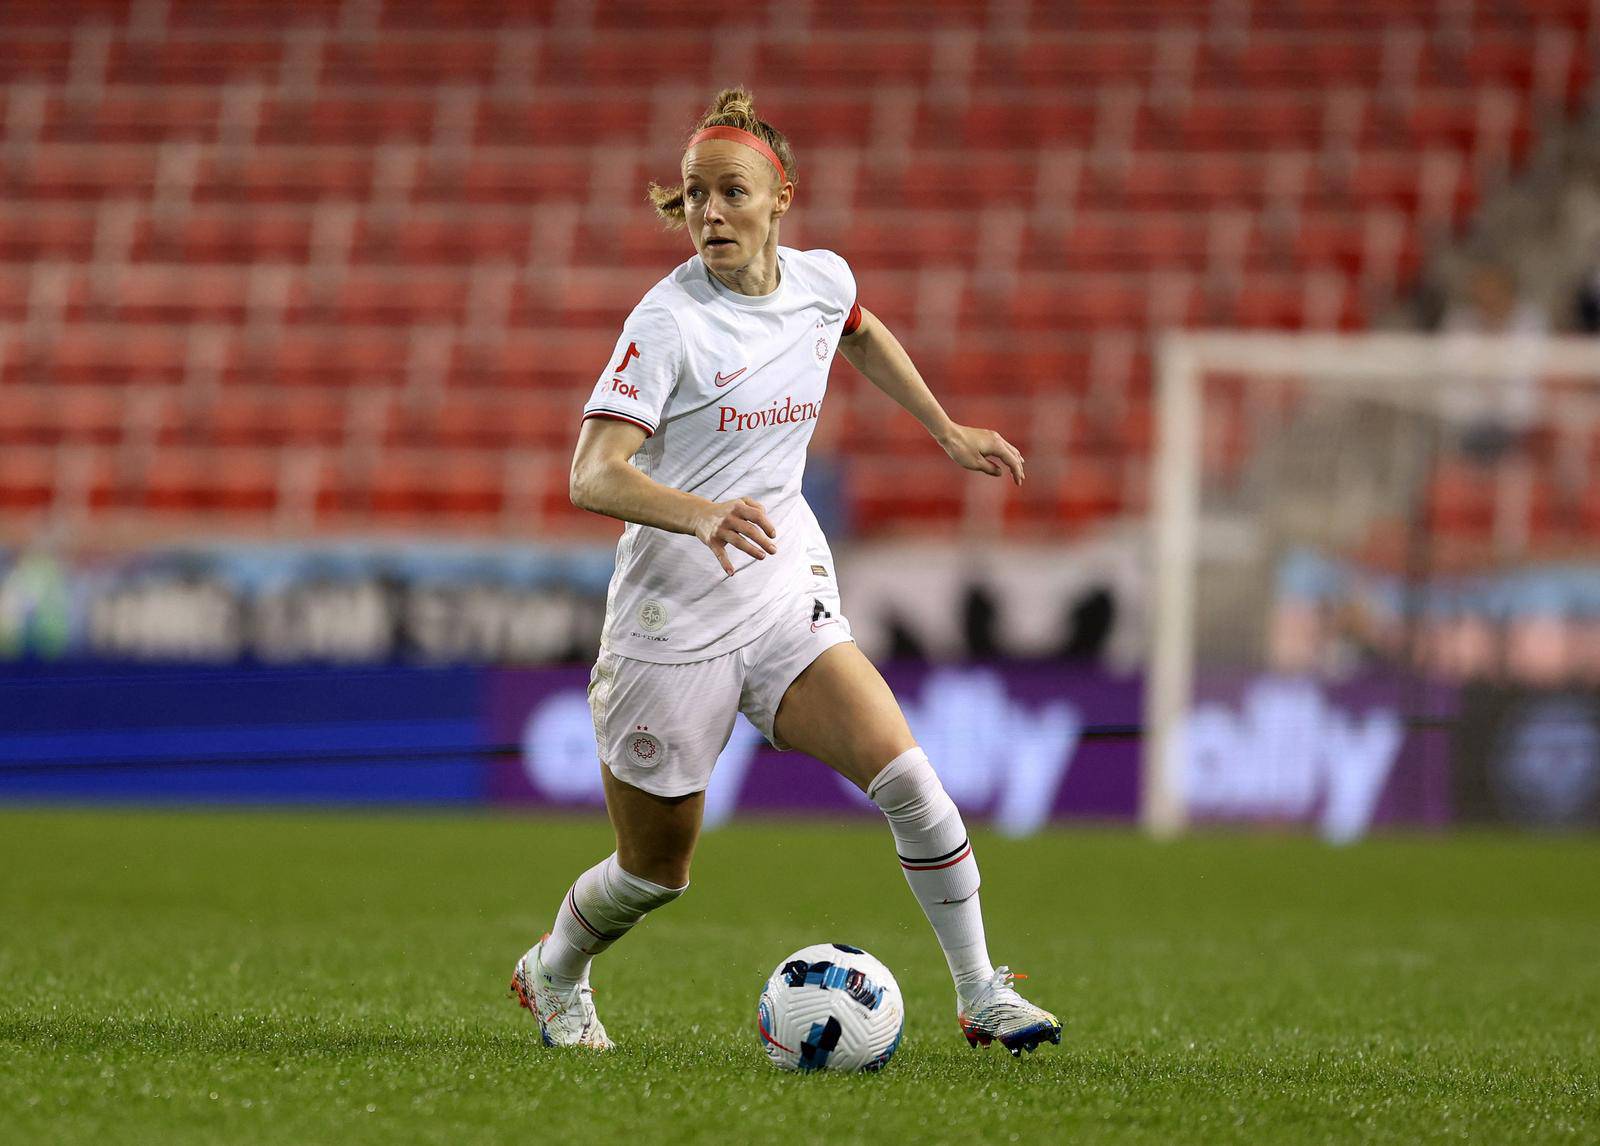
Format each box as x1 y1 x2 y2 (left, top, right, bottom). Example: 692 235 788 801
957 966 1062 1057
509 936 612 1050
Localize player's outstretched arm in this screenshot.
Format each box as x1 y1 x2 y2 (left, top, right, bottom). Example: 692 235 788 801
570 417 778 577
838 306 1025 485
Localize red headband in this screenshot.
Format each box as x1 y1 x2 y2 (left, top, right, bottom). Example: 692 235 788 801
685 125 791 187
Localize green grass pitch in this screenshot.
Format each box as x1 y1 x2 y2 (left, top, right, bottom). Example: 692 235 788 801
1 809 1597 1144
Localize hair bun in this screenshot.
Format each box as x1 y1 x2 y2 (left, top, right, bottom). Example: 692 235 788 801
709 87 759 122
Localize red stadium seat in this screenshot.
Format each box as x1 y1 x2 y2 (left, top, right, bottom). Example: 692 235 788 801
362 214 533 267
1580 478 1600 537
0 207 99 262
166 0 342 29
55 388 128 444
433 451 508 516
0 267 30 321
1058 214 1212 273
1056 456 1126 528
414 396 510 450
102 266 250 325
758 38 933 87
477 96 651 148
324 272 469 326
21 145 160 200
1427 460 1497 540
923 99 1098 150
450 151 591 204
323 41 498 87
250 331 408 389
0 36 73 82
0 447 57 510
979 37 1155 90
847 460 966 534
31 328 188 387
363 450 505 518
257 96 439 147
1162 95 1339 151
109 39 283 86
206 150 374 205
859 153 1037 212
0 388 129 448
140 448 280 514
207 390 348 447
1286 213 1368 275
1214 36 1388 88
554 34 717 88
48 91 222 145
843 216 980 270
134 210 311 265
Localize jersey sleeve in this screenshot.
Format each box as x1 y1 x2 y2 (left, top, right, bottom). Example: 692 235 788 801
582 299 682 437
809 248 861 334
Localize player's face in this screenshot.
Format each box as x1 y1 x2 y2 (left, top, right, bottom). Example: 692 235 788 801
681 141 790 270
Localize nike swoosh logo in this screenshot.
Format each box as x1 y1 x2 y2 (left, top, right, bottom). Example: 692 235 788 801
810 619 839 633
714 368 747 387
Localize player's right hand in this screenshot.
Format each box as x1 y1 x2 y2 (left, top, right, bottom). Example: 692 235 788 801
695 497 778 576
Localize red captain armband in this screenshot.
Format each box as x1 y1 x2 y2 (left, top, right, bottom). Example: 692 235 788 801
842 301 862 336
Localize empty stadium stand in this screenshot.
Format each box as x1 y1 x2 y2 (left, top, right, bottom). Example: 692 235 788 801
0 0 1594 542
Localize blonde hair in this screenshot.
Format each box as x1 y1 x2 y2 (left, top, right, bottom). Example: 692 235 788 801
647 87 797 229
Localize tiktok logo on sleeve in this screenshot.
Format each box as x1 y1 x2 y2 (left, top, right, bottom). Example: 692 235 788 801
612 341 641 373
604 340 643 399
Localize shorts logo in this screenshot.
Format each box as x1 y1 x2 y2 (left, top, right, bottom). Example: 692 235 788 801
638 600 667 631
811 597 837 632
627 731 663 767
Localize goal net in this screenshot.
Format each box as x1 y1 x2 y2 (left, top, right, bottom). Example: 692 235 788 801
1145 332 1600 839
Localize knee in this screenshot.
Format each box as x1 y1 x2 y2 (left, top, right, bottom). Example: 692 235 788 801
836 732 921 794
615 844 693 891
866 746 954 824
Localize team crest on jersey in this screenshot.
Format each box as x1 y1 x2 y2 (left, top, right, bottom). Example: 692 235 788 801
814 337 828 362
638 600 667 631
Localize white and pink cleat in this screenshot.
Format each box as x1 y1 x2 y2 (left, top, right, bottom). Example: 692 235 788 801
957 966 1062 1057
510 936 612 1050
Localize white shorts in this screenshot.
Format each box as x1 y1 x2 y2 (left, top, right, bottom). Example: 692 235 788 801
588 574 854 798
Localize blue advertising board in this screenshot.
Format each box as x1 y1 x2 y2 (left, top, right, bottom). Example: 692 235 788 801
0 662 488 803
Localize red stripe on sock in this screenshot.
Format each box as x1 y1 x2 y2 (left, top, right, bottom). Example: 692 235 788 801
900 844 972 872
566 889 616 941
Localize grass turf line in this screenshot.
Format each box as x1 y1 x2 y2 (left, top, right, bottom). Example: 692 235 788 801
0 809 1596 1145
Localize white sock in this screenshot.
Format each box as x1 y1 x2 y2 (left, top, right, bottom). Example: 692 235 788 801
539 853 686 987
869 746 996 1001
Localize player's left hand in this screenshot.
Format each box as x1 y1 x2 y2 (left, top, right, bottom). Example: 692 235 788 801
938 424 1025 485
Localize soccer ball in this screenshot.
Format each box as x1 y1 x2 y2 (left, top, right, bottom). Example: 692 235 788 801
757 942 905 1072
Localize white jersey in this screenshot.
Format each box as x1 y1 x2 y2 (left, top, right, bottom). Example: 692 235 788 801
581 245 858 663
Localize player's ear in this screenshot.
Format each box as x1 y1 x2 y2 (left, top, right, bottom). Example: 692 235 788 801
772 179 793 219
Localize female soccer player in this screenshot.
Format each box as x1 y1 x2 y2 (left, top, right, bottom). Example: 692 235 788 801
511 88 1060 1057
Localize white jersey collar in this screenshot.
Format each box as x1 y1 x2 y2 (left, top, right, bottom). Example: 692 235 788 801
702 249 788 308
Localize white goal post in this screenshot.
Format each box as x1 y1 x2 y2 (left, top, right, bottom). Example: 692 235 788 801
1145 331 1600 837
